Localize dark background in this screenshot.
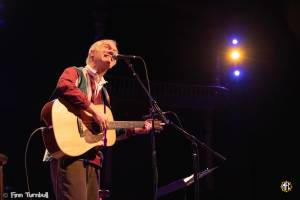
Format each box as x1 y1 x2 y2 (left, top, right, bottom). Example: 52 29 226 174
0 0 299 199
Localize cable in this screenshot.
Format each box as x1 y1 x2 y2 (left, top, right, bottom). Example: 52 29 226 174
24 127 47 199
138 57 151 94
136 56 158 200
163 111 201 200
164 111 184 128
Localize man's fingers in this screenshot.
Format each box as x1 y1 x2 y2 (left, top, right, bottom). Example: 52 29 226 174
102 119 108 129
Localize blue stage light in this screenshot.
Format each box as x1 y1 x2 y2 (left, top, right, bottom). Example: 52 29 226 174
233 70 240 77
232 38 239 45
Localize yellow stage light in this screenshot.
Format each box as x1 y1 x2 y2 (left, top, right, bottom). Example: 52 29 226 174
226 48 243 63
231 50 240 60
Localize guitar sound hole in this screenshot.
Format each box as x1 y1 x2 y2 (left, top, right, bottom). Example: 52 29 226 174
91 122 102 135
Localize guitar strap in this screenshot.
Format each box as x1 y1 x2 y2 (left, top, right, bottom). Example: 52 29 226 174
101 86 111 108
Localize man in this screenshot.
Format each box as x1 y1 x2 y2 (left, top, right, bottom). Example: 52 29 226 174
48 39 153 200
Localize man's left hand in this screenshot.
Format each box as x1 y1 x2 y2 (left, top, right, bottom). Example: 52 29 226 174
134 119 164 135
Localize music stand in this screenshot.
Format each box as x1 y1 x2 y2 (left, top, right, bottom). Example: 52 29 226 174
156 166 218 198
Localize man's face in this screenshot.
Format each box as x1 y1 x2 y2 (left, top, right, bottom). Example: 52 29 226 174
93 41 118 70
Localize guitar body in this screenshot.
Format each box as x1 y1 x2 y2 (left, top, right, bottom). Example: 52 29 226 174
41 99 116 159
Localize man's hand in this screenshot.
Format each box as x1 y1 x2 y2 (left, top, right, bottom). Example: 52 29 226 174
86 103 108 129
134 119 164 135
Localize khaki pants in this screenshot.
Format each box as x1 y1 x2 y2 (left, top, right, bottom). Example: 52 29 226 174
50 158 100 200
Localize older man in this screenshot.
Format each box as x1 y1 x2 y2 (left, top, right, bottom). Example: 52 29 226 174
49 39 153 200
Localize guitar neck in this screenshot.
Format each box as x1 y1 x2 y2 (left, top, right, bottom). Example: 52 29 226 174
108 121 144 129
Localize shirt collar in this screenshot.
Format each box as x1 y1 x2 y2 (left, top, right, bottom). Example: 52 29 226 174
85 65 108 85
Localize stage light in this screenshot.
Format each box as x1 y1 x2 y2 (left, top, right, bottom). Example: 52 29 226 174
215 36 246 85
233 70 240 77
230 50 240 60
232 39 239 45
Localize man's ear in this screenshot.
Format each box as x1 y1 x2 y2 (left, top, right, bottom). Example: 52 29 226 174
89 49 96 60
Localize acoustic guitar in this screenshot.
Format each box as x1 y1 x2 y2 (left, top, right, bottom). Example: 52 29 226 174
40 99 163 158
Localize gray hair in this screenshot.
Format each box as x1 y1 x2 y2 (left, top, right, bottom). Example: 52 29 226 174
85 39 117 65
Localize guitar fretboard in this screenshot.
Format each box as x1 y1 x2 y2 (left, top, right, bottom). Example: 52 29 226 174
107 121 145 129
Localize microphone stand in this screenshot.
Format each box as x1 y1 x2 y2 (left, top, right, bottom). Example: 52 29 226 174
124 58 226 200
192 141 199 200
124 59 159 200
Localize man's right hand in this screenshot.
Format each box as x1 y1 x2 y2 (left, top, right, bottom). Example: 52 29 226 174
86 103 108 129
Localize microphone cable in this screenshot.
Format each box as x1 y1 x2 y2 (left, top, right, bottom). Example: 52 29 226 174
134 56 157 200
24 127 47 199
139 57 151 94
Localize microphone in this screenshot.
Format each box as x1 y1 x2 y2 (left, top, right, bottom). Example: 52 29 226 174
142 111 170 119
113 53 140 60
